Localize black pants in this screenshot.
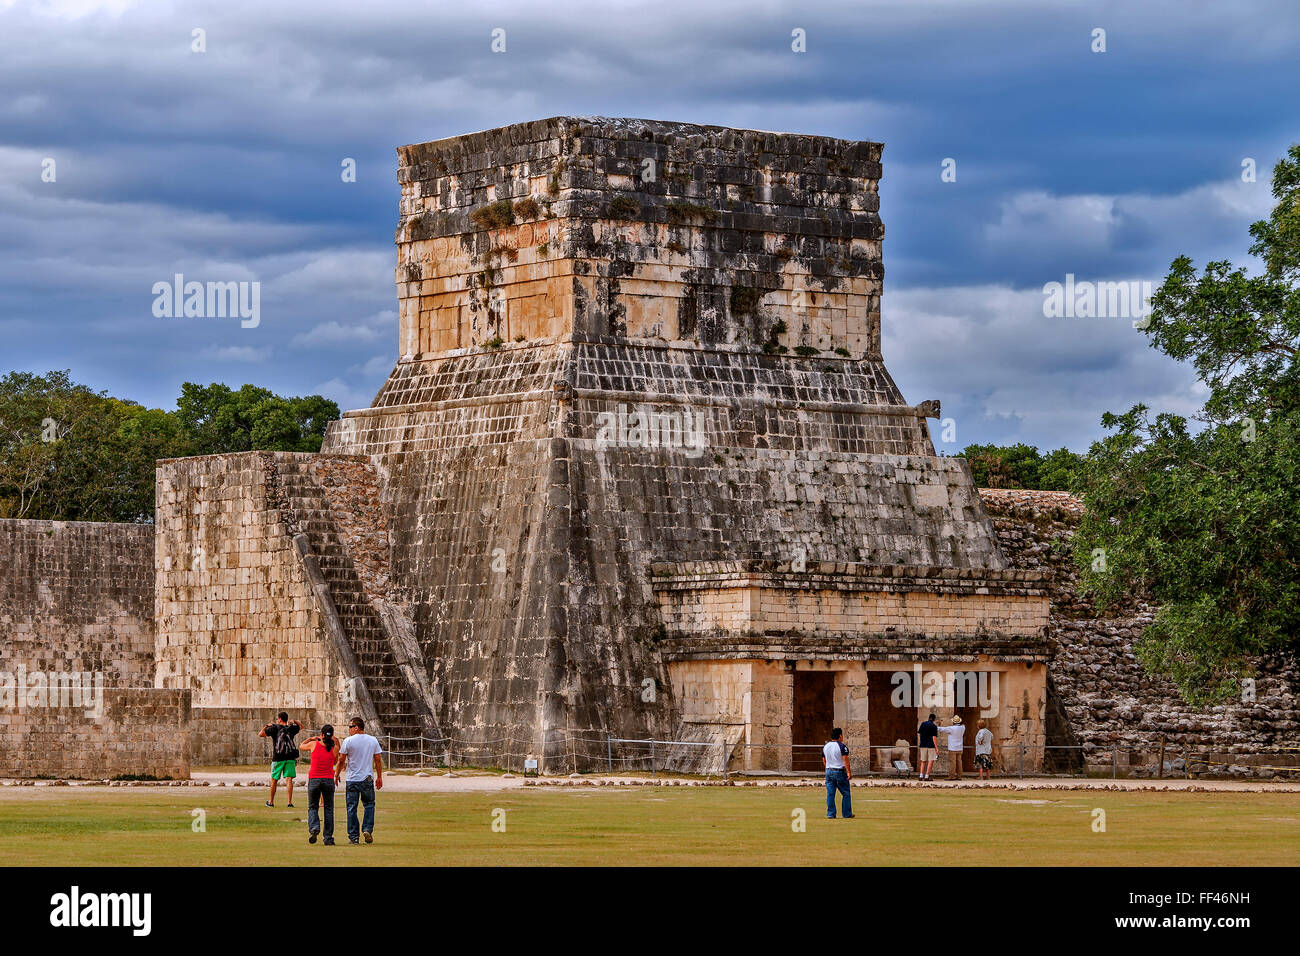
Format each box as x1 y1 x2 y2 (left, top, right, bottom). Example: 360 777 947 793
307 779 335 843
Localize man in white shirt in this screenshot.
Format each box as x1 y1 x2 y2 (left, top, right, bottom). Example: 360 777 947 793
821 727 854 819
336 716 384 845
939 715 966 779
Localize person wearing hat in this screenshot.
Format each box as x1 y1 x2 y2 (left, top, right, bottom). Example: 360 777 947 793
938 714 966 779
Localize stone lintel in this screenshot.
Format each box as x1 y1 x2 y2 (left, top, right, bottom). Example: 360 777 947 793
660 631 1051 663
649 560 1050 594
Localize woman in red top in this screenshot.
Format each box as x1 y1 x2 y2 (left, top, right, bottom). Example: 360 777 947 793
299 725 339 845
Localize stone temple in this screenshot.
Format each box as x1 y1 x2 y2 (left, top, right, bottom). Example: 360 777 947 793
150 116 1052 772
4 118 1296 780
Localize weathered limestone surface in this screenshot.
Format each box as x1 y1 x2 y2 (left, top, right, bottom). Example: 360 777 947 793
982 489 1300 774
0 519 154 683
393 116 884 358
0 688 190 780
154 453 344 712
316 117 1050 767
0 519 189 779
654 561 1049 639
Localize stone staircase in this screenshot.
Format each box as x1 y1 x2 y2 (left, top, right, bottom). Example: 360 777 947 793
267 455 432 761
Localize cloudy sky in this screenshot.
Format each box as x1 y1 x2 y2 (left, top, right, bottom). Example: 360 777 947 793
2 0 1297 451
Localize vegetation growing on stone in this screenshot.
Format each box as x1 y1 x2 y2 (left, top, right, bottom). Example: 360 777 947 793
760 318 789 354
607 196 641 219
513 196 541 220
469 199 515 231
665 200 717 224
546 159 566 196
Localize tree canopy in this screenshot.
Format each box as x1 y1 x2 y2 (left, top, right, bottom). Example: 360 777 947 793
944 442 1085 491
0 371 338 523
1073 145 1300 702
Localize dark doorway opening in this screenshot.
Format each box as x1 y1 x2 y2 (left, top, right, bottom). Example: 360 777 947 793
792 670 836 771
950 672 984 775
869 671 917 771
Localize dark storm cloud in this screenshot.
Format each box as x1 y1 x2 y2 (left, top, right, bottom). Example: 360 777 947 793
1 0 1297 448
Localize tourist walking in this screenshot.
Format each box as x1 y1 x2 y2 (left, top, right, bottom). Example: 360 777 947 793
822 727 854 819
917 713 939 781
337 717 384 844
974 719 994 780
300 724 339 845
260 711 303 807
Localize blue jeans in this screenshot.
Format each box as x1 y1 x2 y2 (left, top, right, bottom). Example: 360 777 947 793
825 768 852 818
307 779 335 843
345 778 376 841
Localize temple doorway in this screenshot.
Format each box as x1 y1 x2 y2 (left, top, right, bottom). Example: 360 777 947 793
792 670 836 771
869 670 918 770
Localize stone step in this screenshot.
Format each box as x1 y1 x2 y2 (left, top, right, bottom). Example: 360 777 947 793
267 458 428 742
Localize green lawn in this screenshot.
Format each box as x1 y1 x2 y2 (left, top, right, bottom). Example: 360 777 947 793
0 786 1294 866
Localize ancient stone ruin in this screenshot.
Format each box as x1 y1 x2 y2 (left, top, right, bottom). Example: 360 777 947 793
983 490 1300 777
154 117 1051 772
3 118 1294 779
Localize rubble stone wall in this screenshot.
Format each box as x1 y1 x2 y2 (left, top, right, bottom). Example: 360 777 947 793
981 489 1300 773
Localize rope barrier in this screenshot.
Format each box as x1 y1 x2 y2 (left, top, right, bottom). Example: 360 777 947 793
247 727 1298 778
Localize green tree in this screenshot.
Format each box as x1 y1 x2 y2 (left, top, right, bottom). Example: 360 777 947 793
0 371 178 522
1074 145 1300 702
0 372 339 523
954 442 1083 490
175 383 338 455
1036 447 1086 492
960 442 1036 488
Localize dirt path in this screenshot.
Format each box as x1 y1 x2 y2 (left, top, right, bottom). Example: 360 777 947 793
192 770 527 792
182 771 1300 794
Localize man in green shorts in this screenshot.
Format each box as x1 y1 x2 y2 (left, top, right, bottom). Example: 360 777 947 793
260 711 303 807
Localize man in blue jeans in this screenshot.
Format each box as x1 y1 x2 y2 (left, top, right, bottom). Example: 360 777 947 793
335 716 384 845
822 727 854 819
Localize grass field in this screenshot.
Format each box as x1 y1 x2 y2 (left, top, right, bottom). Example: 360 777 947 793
0 786 1295 866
